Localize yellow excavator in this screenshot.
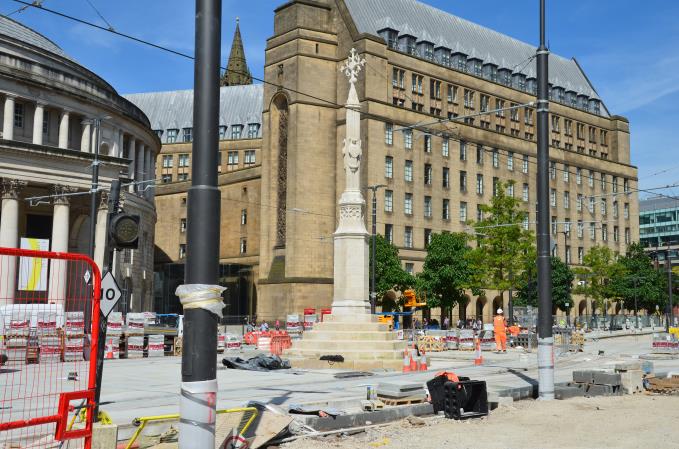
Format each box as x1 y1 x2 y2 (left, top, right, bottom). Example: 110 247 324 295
403 289 427 309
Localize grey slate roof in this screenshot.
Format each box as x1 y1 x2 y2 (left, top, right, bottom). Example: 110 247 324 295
640 197 679 213
124 84 264 144
0 16 74 61
344 0 603 102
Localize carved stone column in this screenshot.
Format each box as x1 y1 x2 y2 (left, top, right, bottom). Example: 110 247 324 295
0 179 26 305
58 110 70 149
3 95 15 140
48 185 74 305
32 101 45 145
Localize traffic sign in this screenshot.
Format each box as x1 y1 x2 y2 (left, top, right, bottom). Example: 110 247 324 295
100 271 122 318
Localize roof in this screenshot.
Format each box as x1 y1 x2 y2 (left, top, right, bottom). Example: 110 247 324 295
640 196 679 213
124 84 264 143
344 0 603 103
0 15 74 61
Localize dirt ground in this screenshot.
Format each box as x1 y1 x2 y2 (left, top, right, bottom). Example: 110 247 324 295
280 395 679 449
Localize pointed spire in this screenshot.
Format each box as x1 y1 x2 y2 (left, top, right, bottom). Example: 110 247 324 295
221 17 252 87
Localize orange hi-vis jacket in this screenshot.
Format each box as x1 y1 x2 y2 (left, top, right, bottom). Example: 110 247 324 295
494 315 507 335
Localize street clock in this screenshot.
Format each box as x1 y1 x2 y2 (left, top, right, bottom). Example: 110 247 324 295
109 213 140 249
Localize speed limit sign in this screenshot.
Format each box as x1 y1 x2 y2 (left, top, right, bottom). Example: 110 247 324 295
100 271 122 318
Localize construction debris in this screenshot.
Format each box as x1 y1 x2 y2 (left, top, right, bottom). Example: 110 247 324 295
222 354 291 371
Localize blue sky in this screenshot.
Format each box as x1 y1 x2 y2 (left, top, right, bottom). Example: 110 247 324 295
4 0 678 195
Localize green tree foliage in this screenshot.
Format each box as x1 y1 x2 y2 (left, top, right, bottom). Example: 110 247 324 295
370 234 414 310
610 243 666 312
573 245 620 312
515 257 575 312
417 232 473 323
468 181 534 306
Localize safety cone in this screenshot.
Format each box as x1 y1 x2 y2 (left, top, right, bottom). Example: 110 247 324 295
419 350 428 371
409 348 418 372
402 349 411 373
474 337 483 366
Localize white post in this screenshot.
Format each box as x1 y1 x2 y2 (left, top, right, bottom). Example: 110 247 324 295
3 95 15 140
93 195 108 273
81 120 91 153
32 102 45 145
0 180 26 306
47 186 71 305
58 110 70 149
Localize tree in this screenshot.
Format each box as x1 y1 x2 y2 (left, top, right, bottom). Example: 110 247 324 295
468 181 535 312
610 243 666 313
370 234 415 310
417 232 473 323
515 257 574 312
574 246 619 314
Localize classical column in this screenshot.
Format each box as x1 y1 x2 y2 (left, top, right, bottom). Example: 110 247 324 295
58 110 70 149
91 122 98 153
81 119 91 153
128 137 136 193
32 102 45 145
3 95 15 140
144 146 152 199
0 179 26 305
135 142 144 194
112 128 120 157
118 131 125 158
93 192 109 272
47 185 73 305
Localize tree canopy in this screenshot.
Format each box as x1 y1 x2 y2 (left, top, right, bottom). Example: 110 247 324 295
610 242 666 312
515 256 575 312
573 245 620 312
371 234 415 310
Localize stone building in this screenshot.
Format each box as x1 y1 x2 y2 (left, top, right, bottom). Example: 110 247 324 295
0 16 160 312
639 197 679 269
138 0 639 322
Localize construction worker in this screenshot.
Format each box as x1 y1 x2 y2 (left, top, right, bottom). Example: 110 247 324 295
494 308 507 353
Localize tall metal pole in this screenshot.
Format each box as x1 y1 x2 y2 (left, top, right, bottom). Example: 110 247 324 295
633 277 639 329
180 1 222 448
88 118 101 259
536 0 554 400
667 245 673 332
371 189 377 315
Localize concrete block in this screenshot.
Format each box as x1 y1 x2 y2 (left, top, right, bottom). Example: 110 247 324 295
615 361 641 372
377 380 422 391
593 371 622 386
566 381 588 392
92 423 118 449
555 385 585 400
573 370 596 383
619 370 644 394
586 384 622 397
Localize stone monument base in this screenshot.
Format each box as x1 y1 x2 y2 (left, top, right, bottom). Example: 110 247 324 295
284 313 407 370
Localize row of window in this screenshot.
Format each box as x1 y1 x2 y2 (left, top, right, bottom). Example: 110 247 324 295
160 150 256 183
156 123 260 143
551 116 607 145
179 237 249 258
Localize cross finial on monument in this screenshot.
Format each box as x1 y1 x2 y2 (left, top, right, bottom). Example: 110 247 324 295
340 48 366 85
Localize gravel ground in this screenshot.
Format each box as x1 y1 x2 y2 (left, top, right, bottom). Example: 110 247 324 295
280 395 679 449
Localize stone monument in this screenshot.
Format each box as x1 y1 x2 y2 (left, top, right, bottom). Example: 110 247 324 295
285 49 406 370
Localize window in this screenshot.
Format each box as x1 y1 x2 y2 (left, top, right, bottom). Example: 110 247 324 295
392 68 405 88
613 201 619 218
600 130 608 146
507 183 514 197
550 189 556 207
385 123 393 145
564 119 572 136
588 170 595 188
523 183 529 202
424 164 432 185
244 150 256 166
411 74 423 94
589 197 595 214
227 151 239 169
177 173 189 181
577 194 583 211
227 125 242 140
179 244 186 259
601 199 607 215
460 140 467 161
182 128 192 142
476 174 484 195
384 190 393 212
13 103 23 128
247 123 260 138
612 176 618 193
625 228 630 244
240 238 247 254
493 177 499 196
241 209 247 225
551 216 557 235
424 196 432 217
492 149 499 168
589 222 596 241
161 174 172 183
510 103 519 122
218 125 227 140
424 135 432 153
551 115 560 132
576 168 582 185
459 171 467 192
578 247 584 264
442 199 450 220
459 202 468 222
524 108 534 125
167 129 178 143
162 155 173 168
424 229 433 247
404 129 413 149
623 178 629 193
442 138 449 157
600 173 607 191
384 156 393 179
564 191 570 209
602 225 608 242
565 246 571 264
443 167 450 188
577 220 584 238
405 262 414 274
480 94 489 112
404 193 413 215
476 145 484 165
477 205 484 221
588 126 596 143
522 154 529 174
178 153 189 167
154 129 164 139
405 160 413 182
384 224 393 243
576 123 584 139
549 161 556 179
624 203 629 219
404 227 413 248
507 152 514 171
463 89 475 108
447 85 457 103
180 218 187 233
523 216 530 230
430 79 441 99
496 99 505 117
563 164 570 182
614 226 619 243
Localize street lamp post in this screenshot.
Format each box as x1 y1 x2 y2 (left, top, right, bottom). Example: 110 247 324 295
367 184 386 314
633 277 639 329
667 244 674 331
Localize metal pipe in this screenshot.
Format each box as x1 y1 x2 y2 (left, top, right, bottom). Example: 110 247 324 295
667 245 673 332
180 1 222 447
536 0 554 400
88 118 101 259
371 189 377 314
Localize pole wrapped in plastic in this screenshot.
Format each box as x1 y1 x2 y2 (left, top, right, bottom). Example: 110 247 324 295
176 284 226 318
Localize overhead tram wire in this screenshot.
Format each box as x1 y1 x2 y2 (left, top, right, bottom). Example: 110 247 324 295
83 0 114 31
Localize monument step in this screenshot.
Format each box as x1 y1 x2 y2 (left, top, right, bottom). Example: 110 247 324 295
286 356 403 371
285 347 406 361
323 314 379 324
310 322 391 332
292 339 406 351
302 330 398 341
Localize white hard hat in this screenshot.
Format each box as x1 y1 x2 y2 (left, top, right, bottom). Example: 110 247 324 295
497 308 503 314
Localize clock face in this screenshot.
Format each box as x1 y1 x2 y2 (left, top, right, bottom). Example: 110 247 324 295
114 216 138 243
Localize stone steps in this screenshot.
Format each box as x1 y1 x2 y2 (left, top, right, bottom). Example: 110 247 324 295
285 346 406 360
312 322 391 332
292 339 406 351
302 330 397 341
